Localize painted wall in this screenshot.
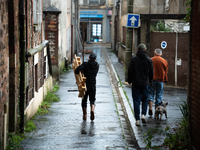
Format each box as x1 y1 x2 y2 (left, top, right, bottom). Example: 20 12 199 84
133 0 187 14
43 0 72 66
51 0 72 66
25 76 53 120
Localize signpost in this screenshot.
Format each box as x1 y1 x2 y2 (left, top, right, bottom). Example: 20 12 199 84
127 14 140 28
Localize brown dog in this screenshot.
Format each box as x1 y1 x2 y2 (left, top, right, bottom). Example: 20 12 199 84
154 102 168 120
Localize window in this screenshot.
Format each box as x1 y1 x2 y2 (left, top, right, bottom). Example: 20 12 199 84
100 0 106 5
92 24 102 36
89 0 99 4
33 0 42 31
81 0 106 5
35 64 38 92
83 0 88 4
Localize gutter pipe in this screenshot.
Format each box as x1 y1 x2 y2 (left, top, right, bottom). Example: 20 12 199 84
19 0 25 133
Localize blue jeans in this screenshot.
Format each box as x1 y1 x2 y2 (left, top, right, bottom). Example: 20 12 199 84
149 80 164 106
132 85 149 120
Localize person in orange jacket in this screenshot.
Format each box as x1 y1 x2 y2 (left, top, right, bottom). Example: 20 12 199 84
148 48 168 117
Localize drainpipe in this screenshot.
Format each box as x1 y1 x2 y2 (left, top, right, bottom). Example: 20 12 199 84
25 0 28 62
19 0 25 133
149 0 151 14
175 32 178 86
75 0 78 55
71 0 74 62
163 0 165 14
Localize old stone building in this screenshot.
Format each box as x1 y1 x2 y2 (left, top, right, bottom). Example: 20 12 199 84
79 0 113 44
0 0 54 149
111 0 188 86
43 0 73 81
0 0 17 149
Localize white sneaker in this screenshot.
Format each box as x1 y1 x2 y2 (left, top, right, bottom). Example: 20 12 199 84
135 120 140 126
141 115 147 123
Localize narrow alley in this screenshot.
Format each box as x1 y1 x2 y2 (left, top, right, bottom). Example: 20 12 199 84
21 44 140 150
0 0 199 149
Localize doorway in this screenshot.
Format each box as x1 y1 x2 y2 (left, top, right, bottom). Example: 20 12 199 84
91 23 102 42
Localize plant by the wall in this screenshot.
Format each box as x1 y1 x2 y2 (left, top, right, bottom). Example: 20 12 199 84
6 132 27 150
144 100 189 149
151 20 173 32
24 120 36 132
183 0 191 23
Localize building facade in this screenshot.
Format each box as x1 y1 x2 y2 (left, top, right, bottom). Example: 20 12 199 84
113 0 188 86
0 0 19 149
79 0 113 43
0 0 53 149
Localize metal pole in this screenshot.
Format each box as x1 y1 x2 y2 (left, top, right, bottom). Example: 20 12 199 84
175 32 178 86
125 0 133 81
82 24 85 62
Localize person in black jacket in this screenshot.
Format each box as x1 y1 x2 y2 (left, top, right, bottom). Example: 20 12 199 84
128 43 153 126
75 53 99 121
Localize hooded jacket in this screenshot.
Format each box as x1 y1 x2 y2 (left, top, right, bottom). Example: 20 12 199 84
128 50 153 86
75 59 99 84
151 55 168 82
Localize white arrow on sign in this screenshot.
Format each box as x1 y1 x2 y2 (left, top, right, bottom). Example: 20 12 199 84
130 16 137 26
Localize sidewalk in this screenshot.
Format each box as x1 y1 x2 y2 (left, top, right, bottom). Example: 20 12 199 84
106 48 188 148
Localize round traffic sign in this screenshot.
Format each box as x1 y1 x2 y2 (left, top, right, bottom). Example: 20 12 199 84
161 41 167 49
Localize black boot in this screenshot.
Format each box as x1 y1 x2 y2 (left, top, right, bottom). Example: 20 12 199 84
82 107 87 120
90 105 95 121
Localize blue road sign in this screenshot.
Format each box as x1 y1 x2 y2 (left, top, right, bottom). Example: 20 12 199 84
161 41 167 49
127 14 140 28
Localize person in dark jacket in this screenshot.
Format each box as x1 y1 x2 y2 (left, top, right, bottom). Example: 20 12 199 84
75 53 99 121
128 43 153 126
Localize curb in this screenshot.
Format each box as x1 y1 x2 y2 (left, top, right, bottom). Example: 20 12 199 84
110 63 146 149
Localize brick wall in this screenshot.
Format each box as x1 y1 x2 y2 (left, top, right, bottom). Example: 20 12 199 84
45 13 59 65
150 32 189 87
26 0 44 104
8 0 20 134
0 0 9 147
188 0 200 149
44 12 60 80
